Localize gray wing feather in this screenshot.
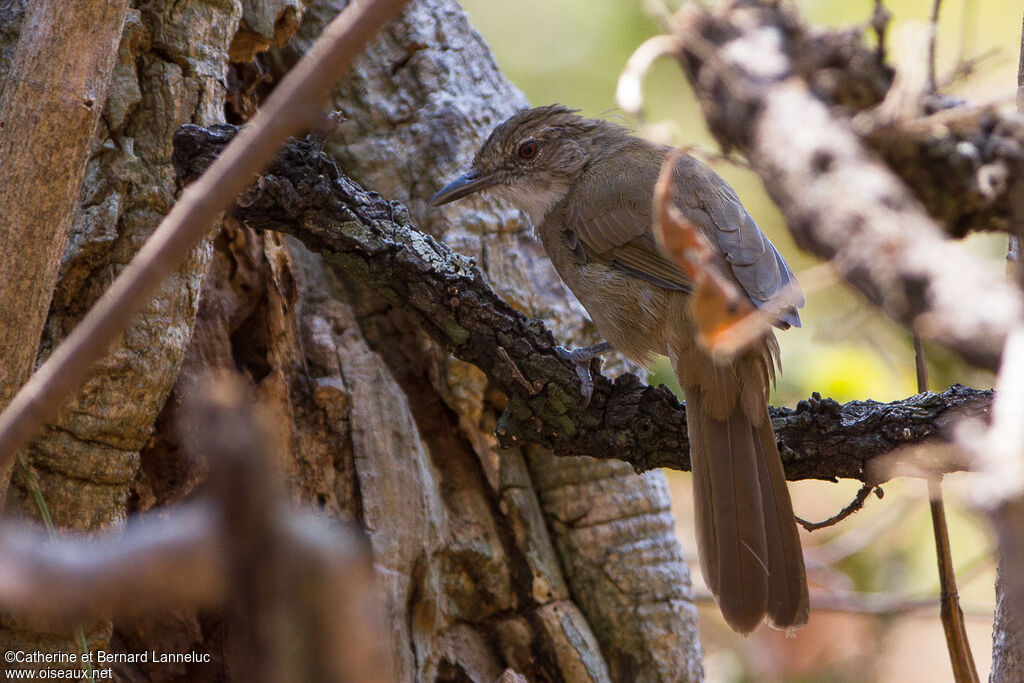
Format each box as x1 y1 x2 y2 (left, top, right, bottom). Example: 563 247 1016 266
675 158 804 328
563 144 802 326
566 189 694 292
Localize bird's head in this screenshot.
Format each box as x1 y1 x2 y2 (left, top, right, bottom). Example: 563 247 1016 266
430 105 624 225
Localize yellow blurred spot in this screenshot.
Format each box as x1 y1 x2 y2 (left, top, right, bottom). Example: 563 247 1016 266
795 347 916 403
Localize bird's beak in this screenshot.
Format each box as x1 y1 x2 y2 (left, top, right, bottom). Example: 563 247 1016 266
430 170 496 206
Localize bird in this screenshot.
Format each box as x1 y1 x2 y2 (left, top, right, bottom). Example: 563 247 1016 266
430 105 808 634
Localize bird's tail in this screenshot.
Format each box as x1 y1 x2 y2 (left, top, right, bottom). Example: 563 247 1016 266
686 390 809 634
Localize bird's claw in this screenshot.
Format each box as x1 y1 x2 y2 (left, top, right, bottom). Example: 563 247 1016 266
555 342 612 409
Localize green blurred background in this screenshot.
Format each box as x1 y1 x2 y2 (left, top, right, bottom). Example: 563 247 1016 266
458 0 1018 680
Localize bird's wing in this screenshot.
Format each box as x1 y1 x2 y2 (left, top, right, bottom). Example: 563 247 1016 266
565 203 695 291
670 154 804 327
563 147 694 292
564 146 803 327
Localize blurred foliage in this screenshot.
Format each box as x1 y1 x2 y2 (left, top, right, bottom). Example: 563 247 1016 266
457 0 1015 680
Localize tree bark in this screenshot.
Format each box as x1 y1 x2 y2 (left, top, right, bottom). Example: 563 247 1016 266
0 0 128 502
0 0 240 659
990 500 1024 683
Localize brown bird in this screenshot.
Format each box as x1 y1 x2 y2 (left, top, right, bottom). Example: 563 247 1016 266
431 105 808 634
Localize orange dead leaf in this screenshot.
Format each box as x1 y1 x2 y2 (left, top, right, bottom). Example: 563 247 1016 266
653 151 771 358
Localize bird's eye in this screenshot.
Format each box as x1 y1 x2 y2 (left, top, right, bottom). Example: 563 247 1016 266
517 140 538 159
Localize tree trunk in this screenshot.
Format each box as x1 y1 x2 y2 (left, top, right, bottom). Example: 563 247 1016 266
251 0 703 679
0 0 703 680
0 0 239 657
0 0 127 502
990 499 1024 683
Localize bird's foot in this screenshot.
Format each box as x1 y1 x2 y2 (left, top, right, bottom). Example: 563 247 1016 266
555 342 612 409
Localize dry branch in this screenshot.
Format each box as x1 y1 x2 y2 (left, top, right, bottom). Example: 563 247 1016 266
675 0 1024 239
173 124 992 483
917 333 979 681
669 1 1024 371
0 504 222 624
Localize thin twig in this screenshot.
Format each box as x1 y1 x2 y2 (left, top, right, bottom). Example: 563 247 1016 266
811 496 916 566
914 335 930 394
0 0 411 474
14 462 95 679
498 347 542 396
615 34 681 119
941 46 1002 88
915 333 979 683
927 484 981 682
927 0 942 92
872 0 892 61
680 144 752 171
796 483 880 532
693 588 993 618
810 593 992 619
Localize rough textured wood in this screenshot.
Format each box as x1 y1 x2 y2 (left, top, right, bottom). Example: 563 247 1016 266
861 103 1019 238
990 499 1024 683
1 0 238 524
758 11 1024 240
0 0 410 474
175 125 992 483
0 0 238 657
0 0 128 501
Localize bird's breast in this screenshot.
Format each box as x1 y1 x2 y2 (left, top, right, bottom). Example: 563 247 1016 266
537 221 676 365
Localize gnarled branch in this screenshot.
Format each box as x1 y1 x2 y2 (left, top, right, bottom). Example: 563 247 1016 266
173 124 992 483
